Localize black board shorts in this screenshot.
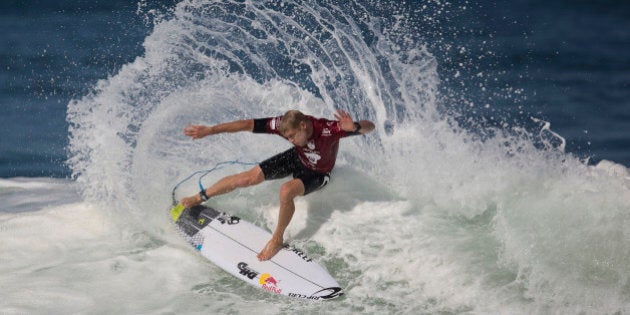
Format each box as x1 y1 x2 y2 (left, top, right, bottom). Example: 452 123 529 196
259 148 330 195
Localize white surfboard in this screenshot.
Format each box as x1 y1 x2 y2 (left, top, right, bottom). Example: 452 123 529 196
169 204 343 300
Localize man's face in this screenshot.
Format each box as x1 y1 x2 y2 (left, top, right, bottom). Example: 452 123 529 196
283 122 309 147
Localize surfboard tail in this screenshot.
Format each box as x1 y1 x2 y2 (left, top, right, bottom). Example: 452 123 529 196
170 204 185 222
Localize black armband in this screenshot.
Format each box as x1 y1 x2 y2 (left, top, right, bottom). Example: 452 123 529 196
199 190 209 202
253 118 268 133
345 122 363 137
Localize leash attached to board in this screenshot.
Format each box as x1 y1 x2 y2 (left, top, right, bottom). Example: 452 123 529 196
171 160 258 206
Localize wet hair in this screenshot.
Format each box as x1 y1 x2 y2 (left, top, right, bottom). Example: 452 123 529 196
279 110 308 133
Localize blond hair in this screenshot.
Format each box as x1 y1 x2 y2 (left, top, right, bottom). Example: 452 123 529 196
279 110 308 133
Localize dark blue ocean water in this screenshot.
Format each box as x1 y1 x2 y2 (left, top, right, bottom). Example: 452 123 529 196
1 0 161 177
1 0 629 178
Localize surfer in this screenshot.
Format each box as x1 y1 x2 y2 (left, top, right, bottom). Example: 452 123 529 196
179 109 375 260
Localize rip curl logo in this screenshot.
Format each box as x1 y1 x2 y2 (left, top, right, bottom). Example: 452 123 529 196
259 273 282 294
288 287 344 300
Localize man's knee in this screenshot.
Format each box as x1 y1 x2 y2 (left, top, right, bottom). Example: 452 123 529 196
279 180 304 201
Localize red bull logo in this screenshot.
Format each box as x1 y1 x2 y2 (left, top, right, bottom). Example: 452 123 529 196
259 273 282 294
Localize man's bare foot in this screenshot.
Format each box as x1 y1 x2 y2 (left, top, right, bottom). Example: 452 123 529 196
257 237 284 261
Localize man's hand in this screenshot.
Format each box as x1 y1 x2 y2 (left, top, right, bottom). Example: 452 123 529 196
180 193 202 208
184 124 213 139
334 109 356 132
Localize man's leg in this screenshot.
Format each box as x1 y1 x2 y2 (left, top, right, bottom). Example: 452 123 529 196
180 166 265 207
205 166 265 198
257 178 305 261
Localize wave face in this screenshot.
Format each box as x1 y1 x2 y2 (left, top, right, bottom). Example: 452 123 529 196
60 0 630 313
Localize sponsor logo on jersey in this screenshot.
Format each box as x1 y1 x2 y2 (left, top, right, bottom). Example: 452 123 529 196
270 116 281 131
303 151 321 166
307 140 315 150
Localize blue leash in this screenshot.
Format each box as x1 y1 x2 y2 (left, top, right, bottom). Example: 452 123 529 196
171 160 259 205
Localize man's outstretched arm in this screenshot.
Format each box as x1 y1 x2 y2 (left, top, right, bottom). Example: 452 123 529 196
184 119 255 139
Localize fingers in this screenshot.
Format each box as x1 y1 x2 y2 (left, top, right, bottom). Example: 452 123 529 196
180 195 201 208
183 124 195 136
183 124 203 139
334 109 351 121
334 109 349 117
